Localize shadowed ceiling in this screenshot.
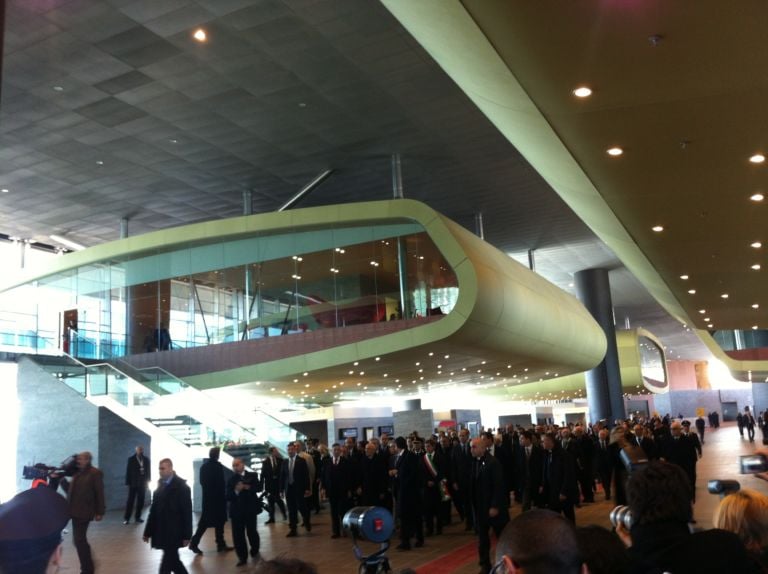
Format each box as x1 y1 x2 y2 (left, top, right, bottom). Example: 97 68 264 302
0 0 716 365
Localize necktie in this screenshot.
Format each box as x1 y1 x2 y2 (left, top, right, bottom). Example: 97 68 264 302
525 447 531 460
289 457 295 484
334 458 338 466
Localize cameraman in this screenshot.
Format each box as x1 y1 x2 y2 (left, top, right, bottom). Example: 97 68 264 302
616 461 754 573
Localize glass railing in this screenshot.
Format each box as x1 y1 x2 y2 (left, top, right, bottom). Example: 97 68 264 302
28 351 304 455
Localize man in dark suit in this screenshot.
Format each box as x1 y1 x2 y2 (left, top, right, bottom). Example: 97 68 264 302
539 433 578 522
321 443 351 538
451 428 474 530
394 436 424 550
514 431 542 511
261 447 287 523
124 445 150 524
744 407 757 442
661 421 698 502
59 451 105 574
422 439 446 535
189 447 232 554
594 429 613 500
280 442 311 537
632 424 657 460
469 437 509 573
359 442 389 507
143 458 193 574
226 457 261 566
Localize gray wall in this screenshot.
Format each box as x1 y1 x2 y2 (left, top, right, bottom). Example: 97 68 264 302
332 417 393 442
393 409 433 438
754 383 768 414
16 357 150 510
651 388 754 420
499 414 534 428
291 420 328 444
98 408 151 511
16 357 99 495
452 409 482 428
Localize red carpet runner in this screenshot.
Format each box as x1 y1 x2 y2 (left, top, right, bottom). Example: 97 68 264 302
415 540 477 574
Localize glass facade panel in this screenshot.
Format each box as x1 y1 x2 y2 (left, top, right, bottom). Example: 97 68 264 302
0 223 459 359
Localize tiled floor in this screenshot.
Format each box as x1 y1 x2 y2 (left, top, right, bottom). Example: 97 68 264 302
56 422 766 573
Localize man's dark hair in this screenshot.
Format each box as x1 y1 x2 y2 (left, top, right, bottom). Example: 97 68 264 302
254 557 318 574
209 447 220 461
575 525 629 574
521 431 533 441
395 436 407 450
495 509 582 573
331 443 340 448
626 461 691 526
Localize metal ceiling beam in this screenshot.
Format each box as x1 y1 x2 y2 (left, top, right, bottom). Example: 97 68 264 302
278 169 334 212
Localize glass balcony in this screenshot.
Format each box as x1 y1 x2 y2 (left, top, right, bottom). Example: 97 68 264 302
2 222 459 361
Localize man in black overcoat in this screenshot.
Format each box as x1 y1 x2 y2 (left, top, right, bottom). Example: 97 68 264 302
451 429 474 530
124 445 150 524
227 457 261 566
189 447 232 554
321 443 351 538
279 442 311 537
261 447 287 523
394 436 424 550
469 437 509 573
539 433 578 523
143 458 192 574
514 431 542 510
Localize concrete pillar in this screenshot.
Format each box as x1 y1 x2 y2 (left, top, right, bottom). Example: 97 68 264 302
575 268 625 424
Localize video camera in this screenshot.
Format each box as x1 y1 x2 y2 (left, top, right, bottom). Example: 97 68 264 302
22 455 78 481
707 479 740 498
618 443 649 474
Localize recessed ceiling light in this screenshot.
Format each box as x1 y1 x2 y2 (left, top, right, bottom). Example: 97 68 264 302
707 323 714 328
53 86 64 92
704 317 710 321
193 28 207 42
751 242 762 248
573 86 592 98
752 303 760 309
721 293 729 299
607 147 623 157
753 325 759 330
652 225 664 232
0 189 8 193
750 154 765 163
679 274 689 280
752 264 762 270
750 193 765 202
96 160 104 166
698 309 706 314
298 102 307 108
687 289 696 294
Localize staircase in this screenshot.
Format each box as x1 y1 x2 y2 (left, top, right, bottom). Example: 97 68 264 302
27 350 305 476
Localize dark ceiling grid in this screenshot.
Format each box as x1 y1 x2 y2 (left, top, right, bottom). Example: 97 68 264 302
0 0 709 362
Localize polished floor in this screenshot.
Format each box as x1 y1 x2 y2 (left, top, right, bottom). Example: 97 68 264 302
56 422 766 573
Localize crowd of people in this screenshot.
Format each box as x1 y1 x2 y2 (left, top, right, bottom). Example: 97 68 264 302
2 410 768 574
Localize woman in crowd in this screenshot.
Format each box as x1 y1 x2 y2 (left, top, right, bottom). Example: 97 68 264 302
713 488 768 572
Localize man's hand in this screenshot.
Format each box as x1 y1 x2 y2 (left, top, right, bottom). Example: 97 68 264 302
235 482 245 493
427 481 435 487
453 482 459 491
488 507 499 518
182 539 190 547
538 486 544 494
304 490 311 497
559 494 567 502
615 522 632 548
142 536 149 543
94 515 103 522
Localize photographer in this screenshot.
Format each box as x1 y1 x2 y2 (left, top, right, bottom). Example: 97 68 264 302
227 457 261 566
616 461 754 573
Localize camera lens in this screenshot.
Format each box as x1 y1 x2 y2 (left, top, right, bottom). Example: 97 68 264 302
609 505 632 530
